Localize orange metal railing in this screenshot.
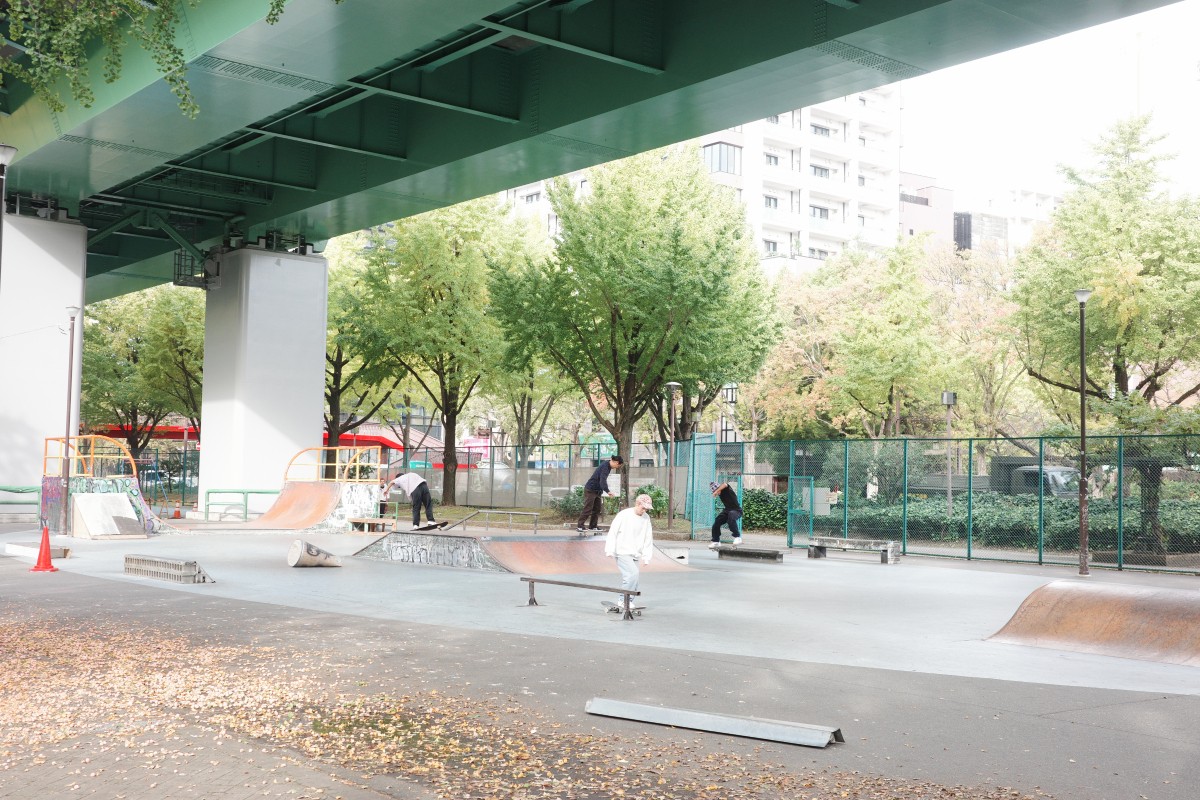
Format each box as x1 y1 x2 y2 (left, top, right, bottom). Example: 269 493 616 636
283 445 383 483
43 435 138 479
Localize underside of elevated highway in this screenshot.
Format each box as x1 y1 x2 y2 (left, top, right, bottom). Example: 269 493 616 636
0 0 1180 302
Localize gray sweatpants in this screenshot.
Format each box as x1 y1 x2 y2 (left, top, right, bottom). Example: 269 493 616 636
615 554 640 606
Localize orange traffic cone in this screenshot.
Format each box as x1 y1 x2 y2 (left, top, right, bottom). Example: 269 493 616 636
30 524 58 573
172 502 182 519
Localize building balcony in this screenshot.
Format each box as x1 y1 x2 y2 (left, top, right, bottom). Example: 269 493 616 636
808 216 851 240
762 207 805 230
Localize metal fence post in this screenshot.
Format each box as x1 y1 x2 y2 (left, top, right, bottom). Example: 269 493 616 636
965 441 974 559
842 440 850 539
1037 437 1045 564
902 438 909 554
1116 435 1124 570
787 442 795 548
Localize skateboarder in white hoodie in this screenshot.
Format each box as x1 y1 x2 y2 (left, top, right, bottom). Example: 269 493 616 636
604 493 655 611
386 472 436 530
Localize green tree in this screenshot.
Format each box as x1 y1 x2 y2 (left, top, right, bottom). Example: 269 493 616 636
1014 116 1200 410
140 286 205 438
359 199 525 504
490 146 777 498
1012 116 1200 553
0 1 335 117
323 236 406 473
81 291 173 458
759 240 943 440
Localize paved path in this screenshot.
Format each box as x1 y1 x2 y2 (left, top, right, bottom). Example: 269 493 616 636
2 522 1198 799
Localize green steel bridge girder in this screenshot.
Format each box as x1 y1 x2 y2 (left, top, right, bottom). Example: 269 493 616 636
0 0 1179 302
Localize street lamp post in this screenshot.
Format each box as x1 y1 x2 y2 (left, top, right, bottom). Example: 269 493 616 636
664 382 682 529
61 305 82 536
941 391 957 516
1075 289 1092 577
0 143 18 297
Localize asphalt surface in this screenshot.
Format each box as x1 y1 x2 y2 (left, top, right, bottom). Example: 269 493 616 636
2 521 1198 799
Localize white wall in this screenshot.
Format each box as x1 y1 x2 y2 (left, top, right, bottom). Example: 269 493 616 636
197 246 328 512
0 215 86 499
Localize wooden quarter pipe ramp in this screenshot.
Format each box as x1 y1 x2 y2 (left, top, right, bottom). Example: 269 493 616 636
990 580 1200 667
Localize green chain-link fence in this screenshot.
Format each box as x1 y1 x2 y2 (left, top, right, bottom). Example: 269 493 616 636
380 433 1200 573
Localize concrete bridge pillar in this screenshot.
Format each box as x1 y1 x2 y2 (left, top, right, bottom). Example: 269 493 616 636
198 245 328 514
0 214 86 509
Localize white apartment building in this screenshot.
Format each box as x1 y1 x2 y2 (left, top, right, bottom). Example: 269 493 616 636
504 85 903 275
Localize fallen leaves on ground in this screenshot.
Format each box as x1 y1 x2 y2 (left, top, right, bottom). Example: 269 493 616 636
0 614 1054 799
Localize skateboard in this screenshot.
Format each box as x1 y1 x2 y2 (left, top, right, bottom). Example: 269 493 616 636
601 600 646 617
410 521 448 532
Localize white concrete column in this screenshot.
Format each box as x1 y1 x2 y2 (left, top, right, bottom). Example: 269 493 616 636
0 215 86 509
198 246 327 513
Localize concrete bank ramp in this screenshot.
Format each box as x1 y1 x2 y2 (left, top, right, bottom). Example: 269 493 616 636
990 579 1200 667
357 531 691 575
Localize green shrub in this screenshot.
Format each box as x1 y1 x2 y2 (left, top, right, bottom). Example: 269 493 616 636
742 488 787 529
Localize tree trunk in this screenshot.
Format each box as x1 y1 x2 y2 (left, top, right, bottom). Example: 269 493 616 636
441 408 459 505
616 422 635 503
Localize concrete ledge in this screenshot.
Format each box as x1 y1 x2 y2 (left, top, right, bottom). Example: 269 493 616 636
717 547 783 562
5 542 71 559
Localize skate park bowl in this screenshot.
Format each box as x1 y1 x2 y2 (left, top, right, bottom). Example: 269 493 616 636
989 579 1200 666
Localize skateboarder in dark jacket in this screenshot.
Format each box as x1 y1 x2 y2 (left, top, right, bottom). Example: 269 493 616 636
387 472 436 530
709 480 743 549
577 454 623 533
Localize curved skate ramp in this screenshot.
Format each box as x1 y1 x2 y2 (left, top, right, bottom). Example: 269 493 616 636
990 580 1200 667
357 531 690 575
239 481 344 529
172 481 374 533
482 539 689 575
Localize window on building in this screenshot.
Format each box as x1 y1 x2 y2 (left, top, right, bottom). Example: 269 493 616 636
547 214 560 235
810 205 830 220
810 164 830 179
811 124 831 137
809 248 830 260
858 136 867 147
763 239 779 254
858 96 868 106
858 175 866 187
524 192 540 204
702 142 742 175
764 153 779 167
858 215 866 227
767 114 780 124
579 179 588 191
763 195 779 209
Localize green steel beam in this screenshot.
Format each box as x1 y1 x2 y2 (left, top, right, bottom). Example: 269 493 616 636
417 30 511 71
241 126 408 162
86 211 143 248
345 80 520 123
147 212 205 263
165 164 317 192
478 20 663 74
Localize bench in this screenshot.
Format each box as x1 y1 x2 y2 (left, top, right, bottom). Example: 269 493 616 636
349 517 394 532
124 554 215 583
520 576 641 620
807 536 899 564
717 547 783 563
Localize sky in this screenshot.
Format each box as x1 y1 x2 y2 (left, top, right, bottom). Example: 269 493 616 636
898 0 1200 207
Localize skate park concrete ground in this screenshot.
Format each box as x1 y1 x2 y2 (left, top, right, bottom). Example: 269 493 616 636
2 520 1198 799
